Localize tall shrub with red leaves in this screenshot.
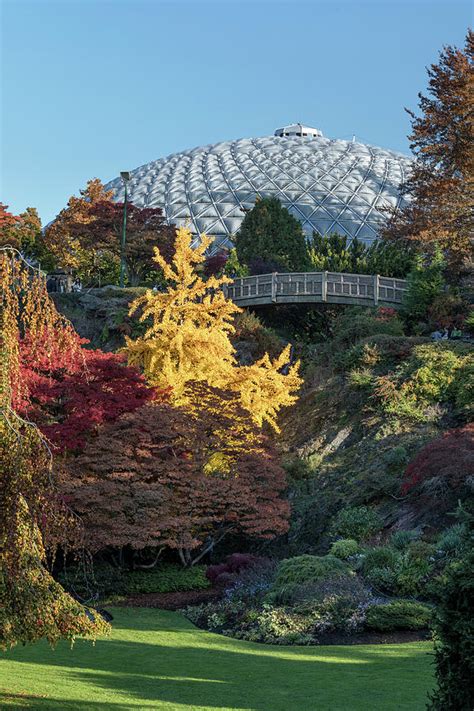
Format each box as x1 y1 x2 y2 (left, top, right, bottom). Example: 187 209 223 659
402 425 474 517
18 331 154 452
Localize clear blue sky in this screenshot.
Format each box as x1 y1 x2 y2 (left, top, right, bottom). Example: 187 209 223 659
1 0 471 223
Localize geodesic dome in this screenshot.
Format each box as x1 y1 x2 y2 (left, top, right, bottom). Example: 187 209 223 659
105 125 412 254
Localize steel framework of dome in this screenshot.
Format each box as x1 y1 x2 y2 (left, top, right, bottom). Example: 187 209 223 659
106 125 412 254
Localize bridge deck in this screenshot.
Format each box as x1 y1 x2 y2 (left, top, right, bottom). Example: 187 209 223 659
225 271 407 308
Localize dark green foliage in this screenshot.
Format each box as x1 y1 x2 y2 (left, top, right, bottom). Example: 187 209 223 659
269 555 350 603
232 310 284 362
329 539 360 559
365 600 432 631
59 563 209 599
428 517 474 710
362 547 401 576
365 240 415 279
436 524 467 558
274 555 349 587
402 248 446 326
324 308 405 368
235 197 310 272
361 542 434 596
307 233 414 278
390 530 420 551
330 506 383 542
308 232 361 272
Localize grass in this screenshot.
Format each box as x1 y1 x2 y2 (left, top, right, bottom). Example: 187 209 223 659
0 608 434 710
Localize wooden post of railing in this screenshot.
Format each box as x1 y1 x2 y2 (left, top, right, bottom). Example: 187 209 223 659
271 272 277 303
322 271 328 302
373 274 379 306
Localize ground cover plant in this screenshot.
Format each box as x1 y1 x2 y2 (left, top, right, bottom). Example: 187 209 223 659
58 563 210 601
0 607 434 710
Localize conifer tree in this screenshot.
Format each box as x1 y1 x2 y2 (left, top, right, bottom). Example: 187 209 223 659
235 197 310 272
124 227 302 430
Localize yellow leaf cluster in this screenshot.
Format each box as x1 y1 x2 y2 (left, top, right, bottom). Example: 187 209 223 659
124 228 302 430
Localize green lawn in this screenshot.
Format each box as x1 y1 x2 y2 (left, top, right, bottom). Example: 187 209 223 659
0 608 434 710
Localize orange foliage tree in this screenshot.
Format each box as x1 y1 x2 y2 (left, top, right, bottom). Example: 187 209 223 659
383 29 474 273
0 203 20 248
42 178 114 280
63 383 290 566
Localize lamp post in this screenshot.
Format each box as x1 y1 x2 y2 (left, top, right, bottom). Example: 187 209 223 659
119 171 131 288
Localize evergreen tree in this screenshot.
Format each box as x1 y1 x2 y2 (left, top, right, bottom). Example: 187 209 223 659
235 197 310 272
402 246 446 323
428 511 474 710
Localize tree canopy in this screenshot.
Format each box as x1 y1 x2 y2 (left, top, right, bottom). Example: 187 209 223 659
124 227 302 430
63 382 290 565
0 249 110 649
235 196 310 273
383 29 474 273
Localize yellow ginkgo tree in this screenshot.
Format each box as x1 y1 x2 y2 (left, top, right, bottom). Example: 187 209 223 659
124 227 302 430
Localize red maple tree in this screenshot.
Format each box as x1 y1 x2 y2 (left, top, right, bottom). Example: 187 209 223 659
402 424 474 516
63 383 290 564
18 330 154 452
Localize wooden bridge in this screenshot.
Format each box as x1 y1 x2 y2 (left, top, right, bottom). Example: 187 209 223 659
224 271 407 308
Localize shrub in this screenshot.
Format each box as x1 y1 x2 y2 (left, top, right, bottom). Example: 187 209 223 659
186 572 375 644
232 311 283 361
362 542 434 596
390 530 420 550
254 607 315 645
329 539 360 560
291 576 374 634
329 308 405 368
291 574 372 608
365 600 432 631
330 506 383 542
402 248 446 325
122 565 209 595
364 566 397 593
348 367 374 390
59 563 209 599
207 554 268 589
428 530 474 710
269 555 350 605
225 559 277 603
362 547 401 576
374 344 470 422
394 554 433 597
401 425 474 517
436 524 467 558
274 555 349 588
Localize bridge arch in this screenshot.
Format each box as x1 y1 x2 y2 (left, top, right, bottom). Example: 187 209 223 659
225 272 407 308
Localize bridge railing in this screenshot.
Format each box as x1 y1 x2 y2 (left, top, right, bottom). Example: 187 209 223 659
225 271 407 307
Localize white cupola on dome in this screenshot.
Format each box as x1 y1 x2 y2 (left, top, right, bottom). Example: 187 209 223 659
274 123 323 138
